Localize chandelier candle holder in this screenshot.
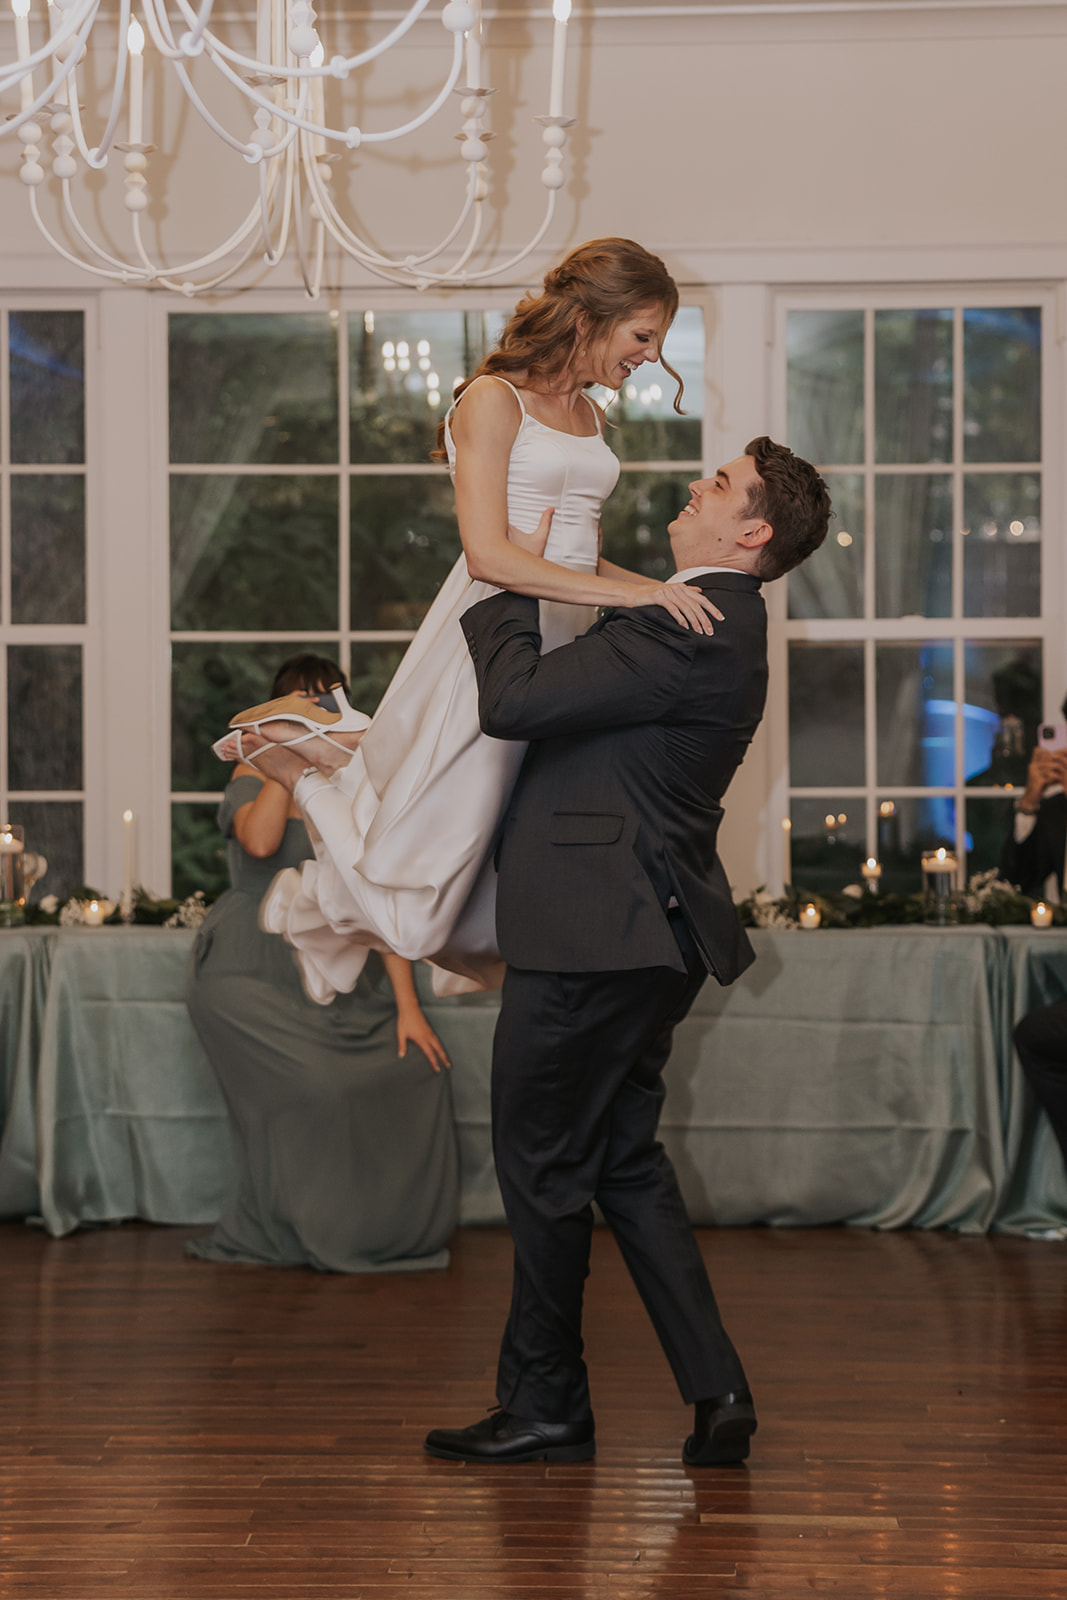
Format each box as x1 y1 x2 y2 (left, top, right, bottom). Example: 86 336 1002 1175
921 848 959 926
1 0 575 295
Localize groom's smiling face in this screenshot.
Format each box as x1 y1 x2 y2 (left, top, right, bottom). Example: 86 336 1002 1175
668 455 769 565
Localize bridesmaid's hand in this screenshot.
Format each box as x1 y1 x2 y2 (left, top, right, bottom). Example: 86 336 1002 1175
396 1009 451 1073
623 581 726 636
506 507 555 558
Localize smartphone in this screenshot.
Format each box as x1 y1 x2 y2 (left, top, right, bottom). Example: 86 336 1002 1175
1038 722 1067 752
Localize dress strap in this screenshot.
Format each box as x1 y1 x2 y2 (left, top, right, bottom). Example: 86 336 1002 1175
582 390 605 434
446 373 527 438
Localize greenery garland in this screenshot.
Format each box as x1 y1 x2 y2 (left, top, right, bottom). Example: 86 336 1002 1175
737 871 1064 930
24 887 218 929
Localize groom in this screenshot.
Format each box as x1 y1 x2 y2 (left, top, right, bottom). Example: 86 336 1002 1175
424 436 831 1467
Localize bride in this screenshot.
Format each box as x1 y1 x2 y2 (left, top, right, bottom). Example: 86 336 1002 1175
214 238 720 1001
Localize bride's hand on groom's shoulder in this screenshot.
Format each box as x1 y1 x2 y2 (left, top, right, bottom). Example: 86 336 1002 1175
507 507 555 558
626 582 725 637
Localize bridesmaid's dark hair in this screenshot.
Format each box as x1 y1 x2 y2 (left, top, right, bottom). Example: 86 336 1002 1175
271 654 348 698
430 238 681 461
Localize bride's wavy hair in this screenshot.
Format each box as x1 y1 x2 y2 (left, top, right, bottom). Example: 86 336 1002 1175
430 238 681 461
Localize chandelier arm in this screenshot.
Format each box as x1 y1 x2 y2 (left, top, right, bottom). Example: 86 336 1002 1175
204 0 436 82
262 146 296 268
435 190 559 284
86 0 135 165
28 185 153 281
1 9 98 145
0 0 98 91
142 225 271 295
168 58 266 159
164 0 218 58
200 29 465 151
301 142 481 272
140 0 201 63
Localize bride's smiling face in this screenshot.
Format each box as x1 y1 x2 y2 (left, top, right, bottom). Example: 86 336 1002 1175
581 304 668 391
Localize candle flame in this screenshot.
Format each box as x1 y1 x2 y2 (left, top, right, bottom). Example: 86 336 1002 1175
781 818 791 832
866 858 877 869
123 809 134 822
936 847 946 861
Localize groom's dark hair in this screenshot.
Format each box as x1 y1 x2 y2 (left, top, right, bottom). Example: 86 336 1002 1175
743 436 832 581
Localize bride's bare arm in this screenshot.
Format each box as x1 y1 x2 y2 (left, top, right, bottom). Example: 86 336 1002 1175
451 379 720 633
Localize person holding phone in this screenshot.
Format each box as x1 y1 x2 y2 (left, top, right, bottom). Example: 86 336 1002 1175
999 696 1067 902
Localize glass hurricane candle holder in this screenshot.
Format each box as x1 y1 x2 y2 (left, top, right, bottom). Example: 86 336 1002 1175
921 848 959 925
799 903 821 930
0 823 26 927
1031 902 1053 928
861 857 882 895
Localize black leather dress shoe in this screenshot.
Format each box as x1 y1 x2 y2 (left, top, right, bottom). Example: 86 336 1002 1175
683 1386 757 1466
424 1408 595 1464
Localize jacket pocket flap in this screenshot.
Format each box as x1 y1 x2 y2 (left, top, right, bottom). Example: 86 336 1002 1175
549 812 624 845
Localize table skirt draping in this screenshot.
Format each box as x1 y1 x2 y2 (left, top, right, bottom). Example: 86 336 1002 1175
1 924 1066 1240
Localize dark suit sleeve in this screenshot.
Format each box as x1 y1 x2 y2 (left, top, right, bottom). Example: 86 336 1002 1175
1000 799 1066 896
460 591 697 741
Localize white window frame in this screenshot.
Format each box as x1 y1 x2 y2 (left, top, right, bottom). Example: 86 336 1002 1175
765 283 1063 888
0 295 96 890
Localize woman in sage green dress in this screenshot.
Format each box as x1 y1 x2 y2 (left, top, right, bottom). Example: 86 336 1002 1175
185 655 459 1274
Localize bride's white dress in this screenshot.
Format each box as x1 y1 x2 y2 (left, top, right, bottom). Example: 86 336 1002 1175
261 379 621 1002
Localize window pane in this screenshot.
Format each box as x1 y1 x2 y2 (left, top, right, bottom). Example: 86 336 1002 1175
169 314 338 465
7 645 82 791
350 311 504 465
963 640 1042 788
350 475 460 630
349 643 409 716
172 802 231 899
170 475 338 632
172 640 336 793
7 800 83 900
788 643 865 787
876 796 956 895
786 309 864 465
789 798 865 894
874 473 952 618
962 473 1040 618
598 471 690 581
10 474 86 624
966 796 1015 877
963 308 1040 464
874 309 952 464
9 311 85 465
788 473 863 619
876 641 953 788
601 306 703 463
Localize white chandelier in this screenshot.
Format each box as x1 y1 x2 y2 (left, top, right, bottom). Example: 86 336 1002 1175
0 0 575 295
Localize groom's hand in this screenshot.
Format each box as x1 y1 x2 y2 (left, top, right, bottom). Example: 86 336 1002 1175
507 507 555 558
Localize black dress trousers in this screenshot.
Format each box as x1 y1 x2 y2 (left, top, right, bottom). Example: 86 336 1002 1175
1014 1000 1067 1165
490 911 749 1423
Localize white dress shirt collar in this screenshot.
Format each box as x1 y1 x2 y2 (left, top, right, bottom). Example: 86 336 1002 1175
667 565 745 585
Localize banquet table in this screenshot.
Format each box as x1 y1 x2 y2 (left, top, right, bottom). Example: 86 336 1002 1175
1 923 1066 1240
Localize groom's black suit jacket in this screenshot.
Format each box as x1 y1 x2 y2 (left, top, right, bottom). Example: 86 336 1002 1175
460 570 767 985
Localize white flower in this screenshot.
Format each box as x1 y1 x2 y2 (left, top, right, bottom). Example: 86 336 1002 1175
164 890 210 930
39 894 58 914
59 899 87 926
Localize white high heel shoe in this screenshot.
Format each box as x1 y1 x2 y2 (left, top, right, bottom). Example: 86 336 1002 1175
211 683 372 764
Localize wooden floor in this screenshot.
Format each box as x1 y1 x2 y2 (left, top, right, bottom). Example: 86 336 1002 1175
2 1223 1067 1598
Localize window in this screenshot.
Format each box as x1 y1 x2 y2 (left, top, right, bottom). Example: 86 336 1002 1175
167 307 704 894
779 297 1047 893
0 308 88 899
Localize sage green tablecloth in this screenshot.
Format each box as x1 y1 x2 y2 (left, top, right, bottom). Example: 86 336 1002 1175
2 923 1067 1239
990 927 1067 1236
